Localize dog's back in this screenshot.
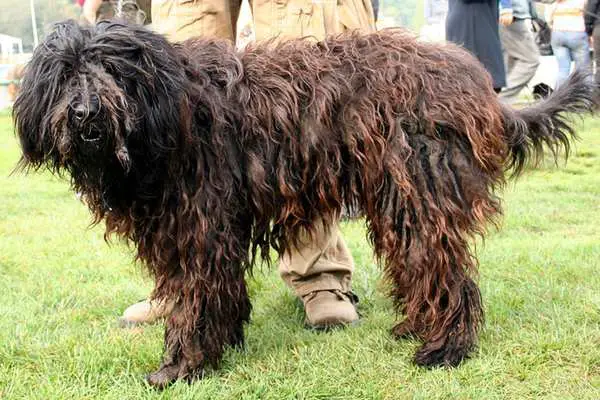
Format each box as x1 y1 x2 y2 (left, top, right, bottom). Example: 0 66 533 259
221 30 508 244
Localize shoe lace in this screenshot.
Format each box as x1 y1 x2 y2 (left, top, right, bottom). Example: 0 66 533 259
303 289 359 305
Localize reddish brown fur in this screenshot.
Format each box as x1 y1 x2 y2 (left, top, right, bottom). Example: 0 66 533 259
13 20 595 387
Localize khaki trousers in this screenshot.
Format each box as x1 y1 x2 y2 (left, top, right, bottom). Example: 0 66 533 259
279 222 354 296
152 0 242 41
152 0 374 42
338 0 374 32
152 0 373 296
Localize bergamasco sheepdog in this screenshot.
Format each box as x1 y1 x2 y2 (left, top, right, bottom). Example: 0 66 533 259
13 20 595 387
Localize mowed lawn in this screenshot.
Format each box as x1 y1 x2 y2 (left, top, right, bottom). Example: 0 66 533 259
0 110 599 400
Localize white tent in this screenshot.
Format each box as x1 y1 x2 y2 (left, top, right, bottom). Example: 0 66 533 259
0 33 23 58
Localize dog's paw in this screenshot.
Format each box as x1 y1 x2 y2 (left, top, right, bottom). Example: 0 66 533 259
413 337 471 368
146 350 207 389
146 359 204 389
146 363 182 389
390 321 419 339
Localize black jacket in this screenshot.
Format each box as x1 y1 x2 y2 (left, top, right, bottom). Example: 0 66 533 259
446 0 506 88
585 0 600 36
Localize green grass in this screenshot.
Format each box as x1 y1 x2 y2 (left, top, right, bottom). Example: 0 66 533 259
1 111 599 399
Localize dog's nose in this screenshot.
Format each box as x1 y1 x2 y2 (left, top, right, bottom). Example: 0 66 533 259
72 103 86 120
71 94 99 121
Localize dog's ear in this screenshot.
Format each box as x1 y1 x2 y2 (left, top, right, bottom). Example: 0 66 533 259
13 20 89 171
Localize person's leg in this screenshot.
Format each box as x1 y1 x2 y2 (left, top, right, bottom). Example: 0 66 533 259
500 36 514 90
505 55 516 76
125 0 362 329
568 31 591 73
250 0 361 328
279 220 358 328
499 19 540 103
337 0 375 32
552 32 573 88
250 0 374 43
593 26 600 84
152 0 241 42
251 0 339 41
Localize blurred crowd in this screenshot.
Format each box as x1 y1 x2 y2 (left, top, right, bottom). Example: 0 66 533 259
446 0 599 102
2 0 599 106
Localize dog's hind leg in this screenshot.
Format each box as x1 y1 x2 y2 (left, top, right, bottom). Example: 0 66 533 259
366 134 501 367
387 244 483 368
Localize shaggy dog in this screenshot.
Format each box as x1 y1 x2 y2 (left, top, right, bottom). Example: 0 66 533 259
14 20 595 387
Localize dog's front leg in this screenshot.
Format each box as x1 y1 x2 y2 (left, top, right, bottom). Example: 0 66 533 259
146 256 251 388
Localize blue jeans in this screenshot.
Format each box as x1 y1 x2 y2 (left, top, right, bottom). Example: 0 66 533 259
551 31 591 88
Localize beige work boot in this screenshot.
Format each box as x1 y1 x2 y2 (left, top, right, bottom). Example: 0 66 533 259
118 298 174 327
302 290 359 330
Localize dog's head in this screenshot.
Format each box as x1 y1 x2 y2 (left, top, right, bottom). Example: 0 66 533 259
13 20 189 210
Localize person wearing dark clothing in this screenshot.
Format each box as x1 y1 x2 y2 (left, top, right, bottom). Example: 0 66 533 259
372 0 379 22
446 0 506 91
585 0 600 84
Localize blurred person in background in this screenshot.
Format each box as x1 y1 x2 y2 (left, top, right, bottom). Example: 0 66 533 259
119 0 375 329
585 0 600 84
81 0 150 24
498 0 540 103
549 0 590 87
81 0 116 23
446 0 506 92
372 0 379 22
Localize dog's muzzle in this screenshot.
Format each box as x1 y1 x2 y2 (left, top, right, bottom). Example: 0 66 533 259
70 94 102 142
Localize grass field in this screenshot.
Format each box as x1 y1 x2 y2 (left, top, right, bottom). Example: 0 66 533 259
0 110 599 399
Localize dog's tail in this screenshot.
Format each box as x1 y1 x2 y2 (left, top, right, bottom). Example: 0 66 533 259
502 70 596 176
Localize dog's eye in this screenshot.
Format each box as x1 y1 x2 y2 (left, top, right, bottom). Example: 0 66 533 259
81 127 102 142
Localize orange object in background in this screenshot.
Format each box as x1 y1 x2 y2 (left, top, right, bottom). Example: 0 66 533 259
6 64 25 101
